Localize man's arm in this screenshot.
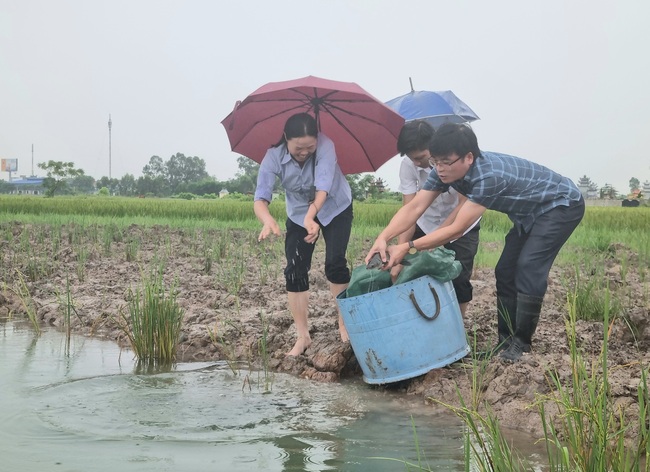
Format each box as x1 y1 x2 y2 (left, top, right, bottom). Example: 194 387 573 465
397 193 417 245
385 199 487 268
364 189 440 265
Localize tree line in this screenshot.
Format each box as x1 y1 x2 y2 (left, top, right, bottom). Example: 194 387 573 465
0 153 395 201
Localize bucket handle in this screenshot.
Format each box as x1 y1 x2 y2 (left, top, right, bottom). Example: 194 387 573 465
409 283 441 321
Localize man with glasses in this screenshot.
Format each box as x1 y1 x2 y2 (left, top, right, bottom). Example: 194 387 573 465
393 120 480 317
366 123 585 362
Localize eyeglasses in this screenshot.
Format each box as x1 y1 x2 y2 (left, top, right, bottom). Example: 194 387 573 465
428 153 465 168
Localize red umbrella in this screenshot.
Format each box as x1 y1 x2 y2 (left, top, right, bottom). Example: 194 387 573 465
221 76 405 174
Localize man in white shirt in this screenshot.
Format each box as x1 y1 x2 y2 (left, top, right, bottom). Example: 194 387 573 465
393 120 480 316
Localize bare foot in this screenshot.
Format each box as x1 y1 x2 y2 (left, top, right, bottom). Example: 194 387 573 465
286 336 312 357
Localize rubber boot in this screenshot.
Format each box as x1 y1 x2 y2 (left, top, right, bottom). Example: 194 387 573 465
475 296 516 359
499 293 543 362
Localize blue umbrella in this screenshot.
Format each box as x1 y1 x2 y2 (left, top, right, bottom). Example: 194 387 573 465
385 79 479 128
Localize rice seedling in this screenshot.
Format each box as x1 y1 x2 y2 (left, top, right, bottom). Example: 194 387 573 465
203 247 213 274
56 275 82 348
19 227 30 253
76 246 89 282
563 267 622 322
536 291 650 472
125 237 140 262
211 230 226 260
51 226 61 255
25 256 41 282
257 310 273 393
217 246 247 296
206 319 240 376
118 273 184 365
101 226 113 256
13 269 40 335
441 393 533 471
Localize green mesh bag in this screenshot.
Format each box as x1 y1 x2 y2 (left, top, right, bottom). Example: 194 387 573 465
344 247 461 298
394 247 462 285
344 264 393 298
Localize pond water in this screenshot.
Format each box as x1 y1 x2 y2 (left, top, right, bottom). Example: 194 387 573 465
0 319 541 471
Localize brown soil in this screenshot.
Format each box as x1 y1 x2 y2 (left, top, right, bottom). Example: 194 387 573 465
1 223 648 445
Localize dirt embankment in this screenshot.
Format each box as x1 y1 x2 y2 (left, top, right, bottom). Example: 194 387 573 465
1 223 648 443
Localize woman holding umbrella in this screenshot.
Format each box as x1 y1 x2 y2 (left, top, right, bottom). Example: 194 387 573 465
254 112 353 356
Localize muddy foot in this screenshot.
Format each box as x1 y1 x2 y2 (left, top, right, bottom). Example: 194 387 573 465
286 336 312 357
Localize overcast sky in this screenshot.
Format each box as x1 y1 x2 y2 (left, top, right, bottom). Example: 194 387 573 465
1 0 648 194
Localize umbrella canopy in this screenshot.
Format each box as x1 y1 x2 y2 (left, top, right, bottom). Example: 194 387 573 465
385 89 479 128
221 76 405 174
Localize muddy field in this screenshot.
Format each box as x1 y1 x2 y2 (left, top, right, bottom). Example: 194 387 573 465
1 223 648 444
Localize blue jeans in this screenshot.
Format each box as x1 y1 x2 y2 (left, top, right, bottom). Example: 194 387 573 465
495 198 585 299
284 204 353 292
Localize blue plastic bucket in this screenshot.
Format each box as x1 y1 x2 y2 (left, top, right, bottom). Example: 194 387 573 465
337 275 469 384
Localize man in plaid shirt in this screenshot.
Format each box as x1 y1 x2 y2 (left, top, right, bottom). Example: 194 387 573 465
366 123 585 362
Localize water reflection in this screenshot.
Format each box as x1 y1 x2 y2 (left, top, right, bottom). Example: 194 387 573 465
1 319 525 471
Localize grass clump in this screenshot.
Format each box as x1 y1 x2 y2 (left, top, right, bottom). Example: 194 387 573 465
119 273 184 365
536 291 650 472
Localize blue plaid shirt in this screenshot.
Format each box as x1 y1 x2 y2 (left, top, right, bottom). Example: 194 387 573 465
422 151 582 233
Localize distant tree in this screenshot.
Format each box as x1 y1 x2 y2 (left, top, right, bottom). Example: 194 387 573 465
117 174 137 196
38 160 85 197
136 175 167 197
180 177 223 196
96 176 119 195
226 174 257 194
166 153 209 194
69 174 96 194
236 156 259 177
346 174 376 201
0 180 15 194
629 177 640 192
142 156 166 180
224 156 260 194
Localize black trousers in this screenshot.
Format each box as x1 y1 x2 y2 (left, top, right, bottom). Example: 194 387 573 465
495 198 585 299
284 204 353 292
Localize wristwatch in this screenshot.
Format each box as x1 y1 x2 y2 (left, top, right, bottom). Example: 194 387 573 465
408 240 418 255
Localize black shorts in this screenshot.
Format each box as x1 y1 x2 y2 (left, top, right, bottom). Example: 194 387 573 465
284 204 353 292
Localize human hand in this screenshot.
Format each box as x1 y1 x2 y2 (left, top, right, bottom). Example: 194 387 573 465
303 217 320 244
364 239 388 268
389 263 404 283
385 243 408 270
258 219 281 242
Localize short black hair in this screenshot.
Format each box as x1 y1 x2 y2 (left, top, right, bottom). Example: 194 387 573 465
428 123 481 159
396 120 434 156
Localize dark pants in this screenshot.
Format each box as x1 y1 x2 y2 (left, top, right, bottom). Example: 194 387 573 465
414 223 480 304
495 198 585 299
284 204 353 292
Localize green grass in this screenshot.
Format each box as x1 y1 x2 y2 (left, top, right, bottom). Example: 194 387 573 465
117 271 184 366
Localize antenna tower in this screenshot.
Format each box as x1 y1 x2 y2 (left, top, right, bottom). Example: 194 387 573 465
108 114 112 179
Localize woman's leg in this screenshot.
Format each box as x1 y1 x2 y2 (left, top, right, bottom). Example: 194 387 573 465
284 218 316 356
287 291 311 356
329 282 349 342
320 204 353 342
